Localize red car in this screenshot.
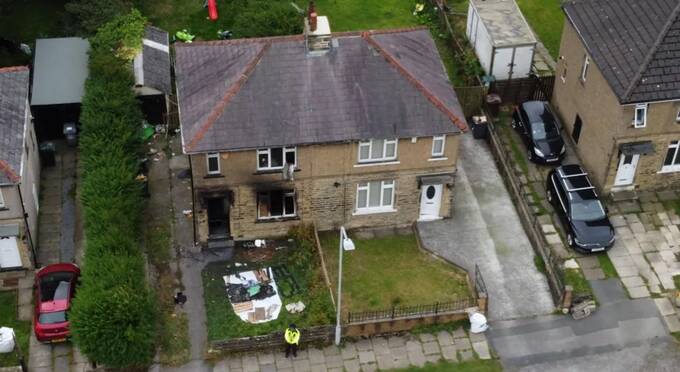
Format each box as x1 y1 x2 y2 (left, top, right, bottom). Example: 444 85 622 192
33 263 80 343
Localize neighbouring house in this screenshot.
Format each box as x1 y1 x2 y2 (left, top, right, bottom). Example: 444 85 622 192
30 27 171 141
552 0 680 193
0 66 40 270
174 9 466 246
466 0 537 80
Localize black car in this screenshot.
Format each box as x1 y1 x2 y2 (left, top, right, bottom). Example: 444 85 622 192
512 101 565 164
546 164 615 253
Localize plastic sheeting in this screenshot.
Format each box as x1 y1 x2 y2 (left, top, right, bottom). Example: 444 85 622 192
0 327 15 353
224 268 282 324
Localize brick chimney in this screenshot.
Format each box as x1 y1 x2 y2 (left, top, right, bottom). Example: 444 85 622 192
305 1 331 54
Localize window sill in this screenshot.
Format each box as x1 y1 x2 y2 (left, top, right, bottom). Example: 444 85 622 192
204 174 224 179
354 161 400 168
658 167 680 174
352 207 397 216
253 168 300 175
256 216 299 223
427 157 448 162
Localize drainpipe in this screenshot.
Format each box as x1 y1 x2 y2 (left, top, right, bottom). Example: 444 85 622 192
188 154 197 245
16 184 37 268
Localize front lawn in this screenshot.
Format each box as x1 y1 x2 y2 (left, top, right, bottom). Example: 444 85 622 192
516 0 564 58
315 0 419 32
203 226 334 341
319 232 471 315
0 291 30 368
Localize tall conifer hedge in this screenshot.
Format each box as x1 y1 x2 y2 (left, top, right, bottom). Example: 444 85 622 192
69 9 157 368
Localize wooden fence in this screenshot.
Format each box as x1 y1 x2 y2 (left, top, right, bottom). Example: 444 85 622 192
489 75 556 105
455 86 487 117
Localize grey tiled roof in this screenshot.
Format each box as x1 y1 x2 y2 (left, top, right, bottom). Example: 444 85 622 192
0 66 29 184
174 28 465 153
564 0 680 103
142 26 171 95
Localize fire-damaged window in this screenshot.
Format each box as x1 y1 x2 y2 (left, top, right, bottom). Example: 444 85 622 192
257 147 296 170
257 190 296 219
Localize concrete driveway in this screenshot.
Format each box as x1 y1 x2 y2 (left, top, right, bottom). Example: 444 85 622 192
418 133 554 320
489 279 680 372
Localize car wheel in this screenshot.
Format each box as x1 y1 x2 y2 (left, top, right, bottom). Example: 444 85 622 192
567 233 575 247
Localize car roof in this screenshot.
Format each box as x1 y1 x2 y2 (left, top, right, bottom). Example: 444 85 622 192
521 101 557 125
555 165 598 202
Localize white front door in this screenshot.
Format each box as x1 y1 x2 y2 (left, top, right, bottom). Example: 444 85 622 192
0 236 22 269
419 184 443 221
614 154 640 186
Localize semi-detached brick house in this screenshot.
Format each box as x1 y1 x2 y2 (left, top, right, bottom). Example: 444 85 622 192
0 66 40 270
553 0 680 194
174 13 466 246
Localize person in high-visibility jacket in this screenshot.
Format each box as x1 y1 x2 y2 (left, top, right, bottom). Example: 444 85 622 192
284 323 301 358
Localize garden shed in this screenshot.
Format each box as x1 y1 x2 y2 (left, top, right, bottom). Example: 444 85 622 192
466 0 537 80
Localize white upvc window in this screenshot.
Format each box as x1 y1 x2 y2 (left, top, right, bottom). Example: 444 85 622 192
257 190 296 219
206 153 221 175
257 147 296 170
580 54 589 82
356 180 395 213
662 140 680 172
432 135 446 157
633 104 648 128
0 188 4 208
358 139 398 163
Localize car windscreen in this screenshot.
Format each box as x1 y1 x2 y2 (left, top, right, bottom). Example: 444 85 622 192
39 311 67 324
531 121 559 140
571 200 606 221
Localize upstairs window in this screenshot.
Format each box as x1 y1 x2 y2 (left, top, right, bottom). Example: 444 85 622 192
258 190 296 219
358 139 398 163
432 136 446 157
580 54 589 82
633 104 647 128
257 147 296 170
0 188 4 208
206 153 221 175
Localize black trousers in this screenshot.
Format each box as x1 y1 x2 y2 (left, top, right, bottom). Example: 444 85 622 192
285 343 298 357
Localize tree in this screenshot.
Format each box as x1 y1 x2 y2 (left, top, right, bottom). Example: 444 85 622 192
233 0 303 38
63 0 132 36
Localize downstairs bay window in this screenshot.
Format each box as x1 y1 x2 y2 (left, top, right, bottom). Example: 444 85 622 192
257 190 296 219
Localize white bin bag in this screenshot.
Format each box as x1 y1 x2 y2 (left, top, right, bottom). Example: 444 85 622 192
469 312 489 334
0 327 15 353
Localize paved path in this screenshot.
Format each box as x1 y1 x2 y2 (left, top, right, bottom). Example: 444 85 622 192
211 327 490 372
488 279 680 371
418 133 554 320
28 142 89 372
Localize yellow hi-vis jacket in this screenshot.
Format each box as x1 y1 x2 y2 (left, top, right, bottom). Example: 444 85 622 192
285 328 300 345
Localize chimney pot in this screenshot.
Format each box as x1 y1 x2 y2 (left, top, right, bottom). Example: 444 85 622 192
310 12 318 31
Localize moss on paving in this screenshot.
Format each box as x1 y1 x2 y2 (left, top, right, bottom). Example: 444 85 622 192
598 254 618 279
320 232 471 314
563 268 593 297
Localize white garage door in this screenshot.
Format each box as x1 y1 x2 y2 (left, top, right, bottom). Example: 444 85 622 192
0 237 22 269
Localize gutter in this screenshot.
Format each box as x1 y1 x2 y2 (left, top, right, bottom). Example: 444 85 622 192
17 183 37 268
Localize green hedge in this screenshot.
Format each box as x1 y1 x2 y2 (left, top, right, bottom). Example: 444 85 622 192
69 9 157 369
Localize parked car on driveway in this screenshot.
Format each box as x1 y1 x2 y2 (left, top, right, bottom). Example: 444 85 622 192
34 263 80 343
546 164 615 253
512 101 565 164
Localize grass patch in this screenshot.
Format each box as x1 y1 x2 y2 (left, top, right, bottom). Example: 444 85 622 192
516 0 564 59
389 359 503 372
0 291 30 368
534 254 547 275
662 200 680 217
315 0 420 32
597 254 618 279
410 320 469 335
203 226 334 341
673 275 680 289
672 332 680 343
320 232 471 315
563 268 593 297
